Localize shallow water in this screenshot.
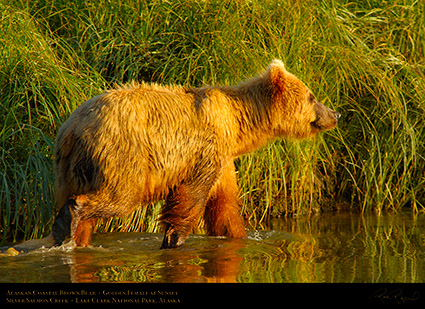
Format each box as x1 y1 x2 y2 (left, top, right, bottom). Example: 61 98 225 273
1 211 424 283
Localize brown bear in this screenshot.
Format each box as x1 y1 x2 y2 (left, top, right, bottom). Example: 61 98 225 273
19 59 340 251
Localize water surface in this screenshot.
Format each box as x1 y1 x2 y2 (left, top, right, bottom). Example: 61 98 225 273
1 211 424 283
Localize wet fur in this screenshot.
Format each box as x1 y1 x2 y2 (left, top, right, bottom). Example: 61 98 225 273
14 60 339 251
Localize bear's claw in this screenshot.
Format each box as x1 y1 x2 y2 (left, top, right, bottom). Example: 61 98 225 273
160 226 186 249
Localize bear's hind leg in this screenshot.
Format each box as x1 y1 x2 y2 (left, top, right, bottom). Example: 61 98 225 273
74 218 96 247
52 195 94 247
52 199 74 246
204 162 247 238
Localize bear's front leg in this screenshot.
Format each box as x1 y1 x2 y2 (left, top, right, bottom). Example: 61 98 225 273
204 161 247 238
160 183 209 249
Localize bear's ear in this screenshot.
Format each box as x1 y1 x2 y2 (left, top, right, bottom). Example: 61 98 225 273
267 59 287 95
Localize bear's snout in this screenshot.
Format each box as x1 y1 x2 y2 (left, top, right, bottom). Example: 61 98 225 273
312 101 339 132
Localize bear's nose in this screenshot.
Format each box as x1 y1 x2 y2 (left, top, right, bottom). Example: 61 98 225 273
334 112 341 120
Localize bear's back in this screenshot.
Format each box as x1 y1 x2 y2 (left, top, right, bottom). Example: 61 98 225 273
54 83 223 205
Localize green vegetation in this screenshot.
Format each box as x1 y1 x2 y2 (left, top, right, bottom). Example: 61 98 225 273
1 0 424 244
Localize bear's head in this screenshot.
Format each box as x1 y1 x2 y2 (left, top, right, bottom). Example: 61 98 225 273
266 59 340 139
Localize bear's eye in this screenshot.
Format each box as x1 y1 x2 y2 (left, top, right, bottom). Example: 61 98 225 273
308 94 315 103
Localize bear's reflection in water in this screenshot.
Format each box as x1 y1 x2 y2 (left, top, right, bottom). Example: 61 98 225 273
70 234 247 283
3 211 425 283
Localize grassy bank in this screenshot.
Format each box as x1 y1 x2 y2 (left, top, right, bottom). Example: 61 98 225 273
1 0 424 243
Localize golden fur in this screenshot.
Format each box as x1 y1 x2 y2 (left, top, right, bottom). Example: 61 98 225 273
15 59 339 251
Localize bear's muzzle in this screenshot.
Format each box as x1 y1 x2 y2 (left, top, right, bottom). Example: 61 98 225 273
312 101 340 131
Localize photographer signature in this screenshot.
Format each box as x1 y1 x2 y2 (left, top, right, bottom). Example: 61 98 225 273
370 288 420 304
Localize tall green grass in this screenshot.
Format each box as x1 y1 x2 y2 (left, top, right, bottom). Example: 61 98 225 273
1 0 424 243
